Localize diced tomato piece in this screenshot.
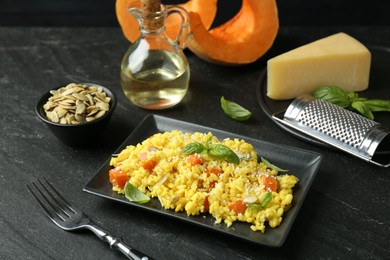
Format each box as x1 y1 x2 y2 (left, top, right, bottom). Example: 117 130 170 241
206 167 221 176
187 154 204 166
203 196 210 212
114 174 129 188
228 199 247 214
209 181 217 188
140 160 157 171
261 175 278 192
109 166 129 189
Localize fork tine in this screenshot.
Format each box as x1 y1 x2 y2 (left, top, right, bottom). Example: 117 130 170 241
35 179 71 219
26 180 64 222
27 177 73 222
38 177 78 214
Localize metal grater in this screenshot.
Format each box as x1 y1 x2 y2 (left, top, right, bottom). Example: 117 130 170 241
272 95 390 167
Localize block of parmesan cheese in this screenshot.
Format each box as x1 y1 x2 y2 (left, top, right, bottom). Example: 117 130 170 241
267 32 371 100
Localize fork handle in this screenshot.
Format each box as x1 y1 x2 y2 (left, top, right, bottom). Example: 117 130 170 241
86 223 151 260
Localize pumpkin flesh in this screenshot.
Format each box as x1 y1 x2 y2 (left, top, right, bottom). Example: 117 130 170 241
187 0 279 65
116 0 217 43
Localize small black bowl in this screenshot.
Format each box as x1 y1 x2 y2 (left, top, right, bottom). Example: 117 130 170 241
36 83 117 147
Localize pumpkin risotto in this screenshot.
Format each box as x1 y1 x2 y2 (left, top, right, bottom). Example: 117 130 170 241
109 130 298 233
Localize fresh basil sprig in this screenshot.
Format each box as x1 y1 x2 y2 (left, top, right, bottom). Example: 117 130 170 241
313 86 390 120
124 182 150 204
313 86 352 108
208 144 240 164
221 96 252 121
181 136 240 164
247 192 272 211
180 141 205 154
261 157 288 172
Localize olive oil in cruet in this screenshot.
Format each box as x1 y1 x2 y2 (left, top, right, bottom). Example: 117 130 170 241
120 0 190 110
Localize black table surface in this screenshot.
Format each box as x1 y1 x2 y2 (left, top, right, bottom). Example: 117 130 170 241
1 26 389 260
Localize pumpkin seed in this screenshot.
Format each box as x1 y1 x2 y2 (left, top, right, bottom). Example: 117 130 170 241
96 101 109 111
55 107 68 117
51 111 59 123
61 87 77 96
76 103 86 115
94 110 106 119
75 114 86 123
72 93 88 101
60 118 67 124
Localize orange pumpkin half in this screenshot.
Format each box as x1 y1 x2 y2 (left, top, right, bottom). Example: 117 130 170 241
187 0 279 65
116 0 217 43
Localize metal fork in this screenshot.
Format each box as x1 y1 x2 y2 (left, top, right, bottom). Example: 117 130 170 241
26 177 150 260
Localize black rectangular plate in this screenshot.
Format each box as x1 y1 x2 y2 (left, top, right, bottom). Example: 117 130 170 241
83 114 322 247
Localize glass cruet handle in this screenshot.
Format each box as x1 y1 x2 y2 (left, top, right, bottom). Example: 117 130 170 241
166 5 190 49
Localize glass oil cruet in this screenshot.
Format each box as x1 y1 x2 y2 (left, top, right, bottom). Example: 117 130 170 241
120 0 190 110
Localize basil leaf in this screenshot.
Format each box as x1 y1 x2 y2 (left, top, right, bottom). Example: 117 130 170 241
260 192 272 208
346 91 362 102
204 136 213 150
261 157 288 172
208 144 240 164
221 96 252 121
247 204 263 211
351 101 374 120
363 99 390 112
247 192 273 212
313 86 351 108
124 182 150 204
180 142 205 154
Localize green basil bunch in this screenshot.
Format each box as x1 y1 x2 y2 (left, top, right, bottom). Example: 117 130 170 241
314 86 390 120
181 136 240 164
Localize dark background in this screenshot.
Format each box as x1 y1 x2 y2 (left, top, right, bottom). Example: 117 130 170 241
0 0 389 27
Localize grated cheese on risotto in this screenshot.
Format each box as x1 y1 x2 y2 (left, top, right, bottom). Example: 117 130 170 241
109 130 298 233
